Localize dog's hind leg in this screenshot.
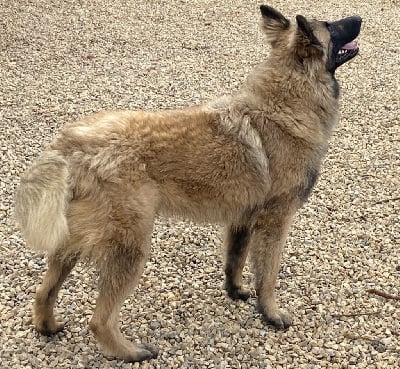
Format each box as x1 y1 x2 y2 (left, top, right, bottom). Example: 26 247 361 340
89 240 157 362
89 187 159 362
34 252 78 335
224 224 251 301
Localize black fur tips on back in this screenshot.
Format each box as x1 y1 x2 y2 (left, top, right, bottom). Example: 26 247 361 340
260 5 290 28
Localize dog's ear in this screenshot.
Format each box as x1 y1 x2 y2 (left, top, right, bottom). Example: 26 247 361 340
295 15 324 59
260 5 290 46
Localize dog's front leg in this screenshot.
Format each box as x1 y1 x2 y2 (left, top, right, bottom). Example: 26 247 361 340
224 224 251 301
250 204 296 330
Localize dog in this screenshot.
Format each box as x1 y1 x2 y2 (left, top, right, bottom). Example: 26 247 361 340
15 5 362 362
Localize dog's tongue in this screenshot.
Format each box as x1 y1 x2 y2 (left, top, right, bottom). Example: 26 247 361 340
341 40 358 50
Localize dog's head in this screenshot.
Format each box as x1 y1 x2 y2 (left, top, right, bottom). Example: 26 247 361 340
259 5 362 74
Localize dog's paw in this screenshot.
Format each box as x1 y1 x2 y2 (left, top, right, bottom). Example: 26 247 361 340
226 282 251 301
137 342 159 358
124 343 158 363
126 349 155 363
260 308 293 330
228 287 251 301
35 319 65 336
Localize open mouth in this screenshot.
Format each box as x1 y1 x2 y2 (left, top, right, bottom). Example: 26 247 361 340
336 39 359 64
328 15 362 71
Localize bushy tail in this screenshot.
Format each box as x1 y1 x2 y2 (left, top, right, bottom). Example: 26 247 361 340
15 150 71 255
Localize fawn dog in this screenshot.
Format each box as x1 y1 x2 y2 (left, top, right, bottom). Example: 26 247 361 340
15 5 361 362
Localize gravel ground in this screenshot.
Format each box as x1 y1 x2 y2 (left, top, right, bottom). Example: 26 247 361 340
1 0 399 368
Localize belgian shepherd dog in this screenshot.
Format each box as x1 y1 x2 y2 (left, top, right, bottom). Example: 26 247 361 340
15 5 362 362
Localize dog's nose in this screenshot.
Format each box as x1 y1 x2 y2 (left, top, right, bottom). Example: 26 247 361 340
330 15 362 36
352 15 362 25
342 15 362 26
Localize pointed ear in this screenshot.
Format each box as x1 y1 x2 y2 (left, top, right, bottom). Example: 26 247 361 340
295 15 324 59
260 5 290 46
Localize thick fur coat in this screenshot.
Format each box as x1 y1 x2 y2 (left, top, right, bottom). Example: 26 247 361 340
15 5 361 362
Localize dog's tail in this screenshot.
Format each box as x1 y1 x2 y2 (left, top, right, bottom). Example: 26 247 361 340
15 150 71 255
